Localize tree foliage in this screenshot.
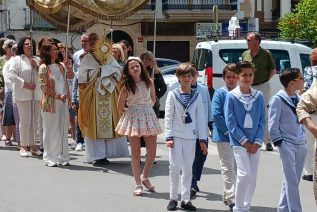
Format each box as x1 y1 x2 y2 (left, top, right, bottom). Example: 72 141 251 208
278 0 317 47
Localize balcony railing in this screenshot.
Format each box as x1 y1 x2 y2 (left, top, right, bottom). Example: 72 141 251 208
143 0 155 10
162 0 237 11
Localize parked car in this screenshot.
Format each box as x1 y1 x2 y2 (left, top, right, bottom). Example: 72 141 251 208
156 58 180 68
159 64 205 116
158 39 312 117
160 64 179 75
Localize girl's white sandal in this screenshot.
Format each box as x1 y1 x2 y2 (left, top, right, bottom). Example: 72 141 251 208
133 185 143 196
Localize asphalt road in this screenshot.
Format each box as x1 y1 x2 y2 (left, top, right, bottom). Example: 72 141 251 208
0 120 316 212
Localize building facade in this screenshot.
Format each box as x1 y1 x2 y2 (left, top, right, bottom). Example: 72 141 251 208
0 0 299 61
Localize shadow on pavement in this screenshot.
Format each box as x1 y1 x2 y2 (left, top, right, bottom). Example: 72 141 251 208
65 164 109 173
142 191 170 200
150 160 221 177
196 191 223 202
96 161 132 175
192 209 227 212
143 192 227 211
0 145 19 151
250 206 278 211
69 152 85 156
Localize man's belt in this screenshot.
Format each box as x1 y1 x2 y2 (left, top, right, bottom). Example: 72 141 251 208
252 79 269 86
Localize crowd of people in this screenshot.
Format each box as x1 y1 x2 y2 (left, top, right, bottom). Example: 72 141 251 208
0 31 316 212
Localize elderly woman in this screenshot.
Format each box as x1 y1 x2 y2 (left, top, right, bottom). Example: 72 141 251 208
8 37 42 157
112 43 125 66
39 42 74 167
0 39 16 145
1 40 17 146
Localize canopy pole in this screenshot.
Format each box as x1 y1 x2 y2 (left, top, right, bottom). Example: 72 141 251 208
110 20 113 42
29 7 36 148
61 3 72 157
153 3 157 57
29 8 33 57
65 3 71 56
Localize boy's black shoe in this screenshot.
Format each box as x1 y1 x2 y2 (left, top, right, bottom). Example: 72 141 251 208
228 203 235 212
92 157 109 166
181 201 196 211
191 184 200 192
266 143 273 151
190 188 197 198
302 175 313 181
167 200 177 211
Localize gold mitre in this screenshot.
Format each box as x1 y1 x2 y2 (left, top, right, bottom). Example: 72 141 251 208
90 37 112 65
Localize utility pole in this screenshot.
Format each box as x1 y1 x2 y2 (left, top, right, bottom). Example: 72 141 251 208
0 0 7 35
151 0 157 57
213 5 219 41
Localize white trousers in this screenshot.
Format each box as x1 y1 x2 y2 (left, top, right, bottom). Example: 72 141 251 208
85 136 107 163
169 137 196 202
16 100 40 147
277 141 307 212
217 142 236 205
105 136 130 159
253 81 271 143
233 146 260 212
42 101 70 164
85 136 130 163
303 115 317 175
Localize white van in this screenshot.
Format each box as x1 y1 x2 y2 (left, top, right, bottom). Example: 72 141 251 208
192 39 312 96
159 40 311 115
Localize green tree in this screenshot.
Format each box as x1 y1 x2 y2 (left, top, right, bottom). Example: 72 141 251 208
278 0 317 47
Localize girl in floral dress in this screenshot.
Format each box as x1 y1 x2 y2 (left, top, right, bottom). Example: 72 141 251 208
116 57 162 196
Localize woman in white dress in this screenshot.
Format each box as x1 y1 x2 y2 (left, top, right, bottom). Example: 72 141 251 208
39 42 74 167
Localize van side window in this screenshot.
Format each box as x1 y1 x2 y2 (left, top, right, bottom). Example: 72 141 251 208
269 50 290 74
219 49 246 63
300 53 311 74
193 49 212 71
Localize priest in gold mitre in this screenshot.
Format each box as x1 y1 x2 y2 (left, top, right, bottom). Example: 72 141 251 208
77 33 129 165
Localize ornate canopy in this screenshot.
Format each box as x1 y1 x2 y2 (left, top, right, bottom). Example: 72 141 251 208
26 0 149 31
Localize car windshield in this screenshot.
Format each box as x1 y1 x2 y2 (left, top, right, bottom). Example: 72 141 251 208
156 58 180 68
161 65 178 75
192 49 212 71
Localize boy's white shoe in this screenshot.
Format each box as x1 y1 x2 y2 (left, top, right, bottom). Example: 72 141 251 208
75 143 83 151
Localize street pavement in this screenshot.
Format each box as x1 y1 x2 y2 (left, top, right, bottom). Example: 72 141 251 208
0 120 316 212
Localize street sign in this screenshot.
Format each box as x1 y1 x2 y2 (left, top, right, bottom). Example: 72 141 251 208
196 23 222 38
196 23 222 41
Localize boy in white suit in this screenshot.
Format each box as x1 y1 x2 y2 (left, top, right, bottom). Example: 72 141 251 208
165 63 208 211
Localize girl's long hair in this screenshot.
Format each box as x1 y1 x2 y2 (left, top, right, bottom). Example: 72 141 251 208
121 58 151 94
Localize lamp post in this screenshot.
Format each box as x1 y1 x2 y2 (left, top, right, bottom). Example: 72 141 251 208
151 0 157 57
213 5 219 41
